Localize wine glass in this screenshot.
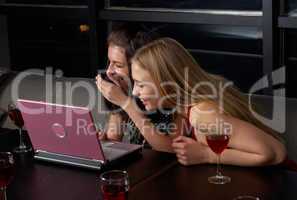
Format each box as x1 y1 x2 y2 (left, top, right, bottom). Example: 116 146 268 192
100 170 129 200
8 102 32 153
205 126 231 184
0 152 15 200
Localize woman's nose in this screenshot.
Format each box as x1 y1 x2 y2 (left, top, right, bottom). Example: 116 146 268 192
132 86 139 97
106 65 116 76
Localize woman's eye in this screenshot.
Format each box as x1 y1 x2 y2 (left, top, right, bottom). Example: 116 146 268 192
115 64 124 68
137 83 144 88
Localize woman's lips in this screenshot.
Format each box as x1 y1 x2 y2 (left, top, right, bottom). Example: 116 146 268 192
141 99 149 105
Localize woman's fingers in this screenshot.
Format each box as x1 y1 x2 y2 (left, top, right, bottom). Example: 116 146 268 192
172 136 196 150
173 136 184 143
95 75 103 90
107 74 121 87
96 74 114 96
97 131 106 140
172 143 187 157
173 136 193 143
175 150 187 158
177 157 189 166
172 141 186 149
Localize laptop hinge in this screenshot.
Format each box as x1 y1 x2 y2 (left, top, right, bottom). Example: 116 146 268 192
35 150 104 170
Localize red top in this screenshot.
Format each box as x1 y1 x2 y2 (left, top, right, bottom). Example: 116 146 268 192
280 157 297 171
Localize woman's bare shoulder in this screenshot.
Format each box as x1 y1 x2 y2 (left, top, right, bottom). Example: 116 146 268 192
190 101 220 115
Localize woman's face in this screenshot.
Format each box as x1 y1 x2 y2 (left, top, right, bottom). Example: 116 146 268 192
132 61 160 111
106 44 130 90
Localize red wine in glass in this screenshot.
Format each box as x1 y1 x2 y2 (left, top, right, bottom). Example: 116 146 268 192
0 162 14 188
101 185 128 200
100 170 129 200
206 133 231 184
0 152 15 200
8 103 32 153
206 134 230 154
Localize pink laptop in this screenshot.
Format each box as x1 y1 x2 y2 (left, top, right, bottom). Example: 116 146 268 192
17 99 142 170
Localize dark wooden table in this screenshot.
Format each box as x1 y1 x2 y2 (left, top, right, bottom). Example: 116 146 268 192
6 150 176 200
1 128 297 200
130 163 297 200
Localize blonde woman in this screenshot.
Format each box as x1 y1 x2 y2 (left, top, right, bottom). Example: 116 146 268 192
97 37 286 167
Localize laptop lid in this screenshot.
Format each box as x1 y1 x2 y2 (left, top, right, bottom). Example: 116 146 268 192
17 99 106 163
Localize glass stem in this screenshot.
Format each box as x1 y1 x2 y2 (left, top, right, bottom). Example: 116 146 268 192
216 154 222 177
0 187 7 200
19 128 26 149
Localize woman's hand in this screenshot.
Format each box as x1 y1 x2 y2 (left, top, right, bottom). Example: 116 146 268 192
97 131 107 140
96 74 130 107
107 73 129 93
172 136 211 166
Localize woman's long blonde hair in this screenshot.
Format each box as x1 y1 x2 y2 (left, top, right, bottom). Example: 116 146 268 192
132 37 281 140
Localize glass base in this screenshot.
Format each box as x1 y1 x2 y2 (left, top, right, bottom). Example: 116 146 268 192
208 175 231 184
13 145 32 153
233 195 260 200
0 187 7 200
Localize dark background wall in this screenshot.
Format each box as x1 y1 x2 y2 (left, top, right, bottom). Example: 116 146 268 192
0 15 10 69
7 15 92 77
1 0 296 97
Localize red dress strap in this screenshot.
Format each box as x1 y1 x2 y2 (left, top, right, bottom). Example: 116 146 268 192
186 106 197 140
280 156 297 172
